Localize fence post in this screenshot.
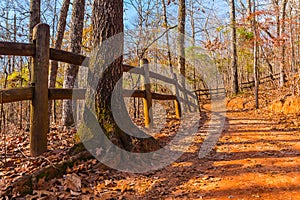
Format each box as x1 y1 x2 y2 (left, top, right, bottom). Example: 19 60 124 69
141 58 153 128
174 98 181 119
172 73 181 119
30 23 50 156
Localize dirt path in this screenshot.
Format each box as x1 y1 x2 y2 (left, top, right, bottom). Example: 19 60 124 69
195 109 300 200
116 108 300 200
8 106 300 199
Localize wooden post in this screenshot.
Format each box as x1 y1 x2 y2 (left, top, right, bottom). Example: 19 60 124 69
30 23 50 156
174 99 181 119
173 73 181 119
141 58 153 128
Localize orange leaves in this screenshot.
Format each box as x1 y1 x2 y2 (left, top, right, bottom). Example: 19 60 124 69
203 37 225 51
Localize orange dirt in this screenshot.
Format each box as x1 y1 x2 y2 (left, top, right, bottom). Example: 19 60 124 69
93 106 300 200
269 96 300 115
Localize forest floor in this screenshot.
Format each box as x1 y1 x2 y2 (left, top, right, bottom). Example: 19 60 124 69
1 89 300 199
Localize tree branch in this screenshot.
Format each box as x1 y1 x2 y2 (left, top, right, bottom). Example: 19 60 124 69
140 25 178 58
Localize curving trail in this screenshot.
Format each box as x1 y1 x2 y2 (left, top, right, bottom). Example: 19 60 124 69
119 107 300 199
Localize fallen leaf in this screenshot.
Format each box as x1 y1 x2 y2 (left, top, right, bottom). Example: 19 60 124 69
64 173 81 192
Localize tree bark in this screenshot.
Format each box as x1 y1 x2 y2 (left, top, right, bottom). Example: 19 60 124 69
162 0 181 116
28 0 41 133
49 0 71 88
178 0 190 112
177 0 186 81
29 0 40 42
62 0 85 127
229 0 239 95
48 0 71 124
289 5 296 95
161 0 173 70
84 0 159 156
252 0 259 109
189 0 196 90
12 13 16 72
279 0 288 87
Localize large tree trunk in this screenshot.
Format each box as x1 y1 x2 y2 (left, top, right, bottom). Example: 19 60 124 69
62 0 85 127
92 0 131 149
83 0 160 162
229 0 239 94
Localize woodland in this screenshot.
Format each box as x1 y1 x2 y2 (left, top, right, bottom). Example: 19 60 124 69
0 0 300 199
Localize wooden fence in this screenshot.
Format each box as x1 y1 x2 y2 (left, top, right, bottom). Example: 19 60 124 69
194 73 280 99
0 23 280 156
194 88 226 100
241 73 280 89
0 23 199 156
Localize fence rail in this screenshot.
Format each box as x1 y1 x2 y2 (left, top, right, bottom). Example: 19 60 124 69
241 73 280 89
0 87 33 103
0 41 89 66
0 23 199 156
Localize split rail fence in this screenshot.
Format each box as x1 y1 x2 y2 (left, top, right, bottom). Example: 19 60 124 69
0 23 279 156
0 23 199 156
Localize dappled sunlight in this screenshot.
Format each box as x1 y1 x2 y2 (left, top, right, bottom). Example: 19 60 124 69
171 161 193 168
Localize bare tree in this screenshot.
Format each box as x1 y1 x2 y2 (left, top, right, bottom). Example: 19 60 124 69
48 0 71 123
62 0 85 127
49 0 71 89
229 0 239 94
279 0 288 87
177 0 186 82
252 0 259 108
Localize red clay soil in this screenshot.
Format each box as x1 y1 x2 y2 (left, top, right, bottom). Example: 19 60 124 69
3 102 300 199
114 107 300 200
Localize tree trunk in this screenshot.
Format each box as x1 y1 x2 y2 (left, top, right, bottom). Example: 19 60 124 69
12 13 16 72
279 0 288 87
161 0 173 70
229 0 239 95
162 0 181 116
28 0 41 132
189 0 196 90
289 5 296 95
252 0 259 109
49 0 71 88
48 0 70 124
177 0 186 82
272 0 281 82
178 0 190 112
62 0 85 127
83 0 159 157
29 0 40 42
